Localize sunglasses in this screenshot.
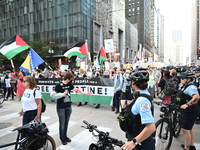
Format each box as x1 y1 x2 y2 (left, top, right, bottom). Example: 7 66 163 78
181 78 185 80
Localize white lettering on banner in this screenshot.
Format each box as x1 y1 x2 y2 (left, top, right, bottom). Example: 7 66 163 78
73 86 114 96
37 85 55 93
36 85 114 96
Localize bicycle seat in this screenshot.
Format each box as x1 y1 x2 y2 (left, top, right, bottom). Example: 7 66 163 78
12 123 31 131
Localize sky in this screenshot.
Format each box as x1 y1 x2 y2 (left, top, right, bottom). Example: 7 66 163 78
155 0 194 65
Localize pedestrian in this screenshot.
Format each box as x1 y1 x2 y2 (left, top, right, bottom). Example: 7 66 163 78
120 68 155 150
18 76 42 125
50 72 92 145
179 72 200 150
148 69 156 98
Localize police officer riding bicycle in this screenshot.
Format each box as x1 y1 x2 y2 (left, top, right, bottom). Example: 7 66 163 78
120 68 156 150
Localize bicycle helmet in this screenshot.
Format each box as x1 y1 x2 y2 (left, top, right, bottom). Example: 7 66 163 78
180 71 194 79
129 68 149 82
29 120 43 130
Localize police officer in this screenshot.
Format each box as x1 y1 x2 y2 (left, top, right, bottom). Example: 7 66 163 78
193 67 200 124
179 72 199 150
120 68 156 150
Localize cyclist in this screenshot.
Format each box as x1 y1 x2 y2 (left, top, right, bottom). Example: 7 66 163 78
120 68 156 150
179 72 199 150
193 67 200 124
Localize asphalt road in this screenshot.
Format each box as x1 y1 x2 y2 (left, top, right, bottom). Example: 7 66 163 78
0 98 200 150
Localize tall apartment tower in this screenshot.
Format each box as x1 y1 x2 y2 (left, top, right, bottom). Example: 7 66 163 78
191 0 199 65
125 0 153 61
157 9 164 62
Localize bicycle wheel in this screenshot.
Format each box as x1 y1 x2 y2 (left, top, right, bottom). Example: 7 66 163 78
24 135 56 150
0 94 4 104
172 110 181 138
154 118 173 150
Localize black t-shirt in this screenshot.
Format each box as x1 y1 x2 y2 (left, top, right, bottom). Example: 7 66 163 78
55 81 74 108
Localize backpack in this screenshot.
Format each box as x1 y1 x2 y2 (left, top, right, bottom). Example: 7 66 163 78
33 89 46 113
163 78 178 95
118 93 153 134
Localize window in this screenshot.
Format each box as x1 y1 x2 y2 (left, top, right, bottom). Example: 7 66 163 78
132 13 134 16
137 7 140 11
128 14 131 17
132 2 135 5
128 3 131 6
132 8 135 11
129 9 131 12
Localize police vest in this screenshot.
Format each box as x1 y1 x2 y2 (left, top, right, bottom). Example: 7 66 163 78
118 93 153 134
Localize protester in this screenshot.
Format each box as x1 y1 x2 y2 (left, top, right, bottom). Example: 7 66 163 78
120 69 133 108
120 68 155 150
158 70 172 103
50 72 92 145
111 68 123 114
18 76 42 125
147 69 156 98
16 70 26 99
179 72 199 150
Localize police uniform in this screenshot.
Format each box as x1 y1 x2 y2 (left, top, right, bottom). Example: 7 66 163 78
181 82 200 130
193 76 200 123
126 89 155 150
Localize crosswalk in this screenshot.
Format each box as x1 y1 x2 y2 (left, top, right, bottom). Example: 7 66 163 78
0 108 113 150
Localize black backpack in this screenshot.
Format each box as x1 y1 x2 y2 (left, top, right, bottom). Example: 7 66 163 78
163 77 179 95
118 93 153 134
33 89 46 113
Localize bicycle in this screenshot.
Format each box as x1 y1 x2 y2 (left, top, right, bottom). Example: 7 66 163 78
153 101 181 150
82 120 124 150
0 120 56 150
0 88 4 104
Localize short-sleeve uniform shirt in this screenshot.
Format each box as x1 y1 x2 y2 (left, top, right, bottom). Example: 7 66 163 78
131 89 154 124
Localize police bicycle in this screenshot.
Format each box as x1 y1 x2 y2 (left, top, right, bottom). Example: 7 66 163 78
82 120 124 150
0 120 56 150
0 88 4 104
153 101 181 150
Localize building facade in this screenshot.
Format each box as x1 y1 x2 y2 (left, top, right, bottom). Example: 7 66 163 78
0 0 96 65
125 0 153 61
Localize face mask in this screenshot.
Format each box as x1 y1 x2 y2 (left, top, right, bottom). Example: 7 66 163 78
126 74 129 78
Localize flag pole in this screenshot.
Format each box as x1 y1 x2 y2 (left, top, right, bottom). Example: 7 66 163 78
10 59 15 72
45 62 53 70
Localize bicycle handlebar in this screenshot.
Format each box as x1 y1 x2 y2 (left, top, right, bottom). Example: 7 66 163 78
83 120 124 147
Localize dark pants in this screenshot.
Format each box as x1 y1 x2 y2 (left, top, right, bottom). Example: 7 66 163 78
114 91 122 112
57 106 72 140
126 132 155 150
23 109 37 125
6 87 14 99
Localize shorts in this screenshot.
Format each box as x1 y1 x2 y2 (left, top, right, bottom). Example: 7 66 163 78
181 105 200 130
121 92 133 100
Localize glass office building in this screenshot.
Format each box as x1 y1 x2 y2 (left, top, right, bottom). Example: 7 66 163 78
0 0 96 57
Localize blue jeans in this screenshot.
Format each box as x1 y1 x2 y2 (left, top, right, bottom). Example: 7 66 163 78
57 106 72 140
114 91 122 112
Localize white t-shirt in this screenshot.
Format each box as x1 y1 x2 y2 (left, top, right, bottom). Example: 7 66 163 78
5 78 11 88
21 88 41 112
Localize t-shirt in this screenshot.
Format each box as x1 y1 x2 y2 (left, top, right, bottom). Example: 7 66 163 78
55 81 74 108
131 89 154 124
21 88 41 112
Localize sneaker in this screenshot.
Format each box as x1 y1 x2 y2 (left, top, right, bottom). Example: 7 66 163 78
77 103 82 107
61 139 67 145
84 102 88 105
195 120 200 124
65 137 71 142
181 144 196 150
95 104 100 109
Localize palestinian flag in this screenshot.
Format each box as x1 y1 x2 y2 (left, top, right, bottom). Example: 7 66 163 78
64 42 88 59
98 46 107 62
0 34 30 60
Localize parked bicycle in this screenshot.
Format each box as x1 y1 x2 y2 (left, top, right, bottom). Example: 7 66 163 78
0 120 56 150
82 120 124 150
153 101 181 150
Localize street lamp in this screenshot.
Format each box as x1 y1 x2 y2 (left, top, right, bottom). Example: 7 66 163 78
48 49 54 68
